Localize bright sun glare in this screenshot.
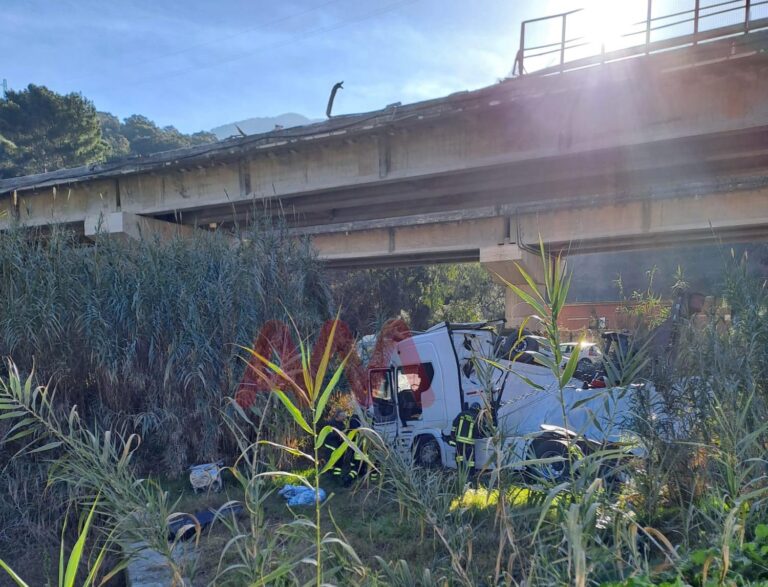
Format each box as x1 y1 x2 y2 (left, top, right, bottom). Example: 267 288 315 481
581 0 636 50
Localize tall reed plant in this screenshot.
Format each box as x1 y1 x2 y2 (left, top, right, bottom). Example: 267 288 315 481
0 220 331 471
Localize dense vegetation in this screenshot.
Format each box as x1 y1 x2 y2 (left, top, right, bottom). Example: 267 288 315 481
1 228 768 585
328 264 505 333
0 84 217 178
0 224 329 469
0 223 330 582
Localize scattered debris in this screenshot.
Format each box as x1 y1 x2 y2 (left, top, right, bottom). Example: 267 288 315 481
188 461 224 493
326 81 344 118
167 502 243 542
278 484 327 506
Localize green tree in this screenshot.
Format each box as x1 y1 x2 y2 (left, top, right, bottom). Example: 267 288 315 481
0 84 108 178
0 133 16 167
329 263 504 333
426 264 505 324
97 112 130 159
119 114 215 157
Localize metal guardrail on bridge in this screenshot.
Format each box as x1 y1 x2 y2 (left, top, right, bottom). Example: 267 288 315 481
512 0 768 76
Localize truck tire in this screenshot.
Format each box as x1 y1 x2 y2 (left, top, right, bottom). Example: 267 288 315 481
414 436 442 468
528 439 571 482
498 334 538 362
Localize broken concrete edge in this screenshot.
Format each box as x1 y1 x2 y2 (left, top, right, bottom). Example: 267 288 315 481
121 501 246 585
123 540 194 587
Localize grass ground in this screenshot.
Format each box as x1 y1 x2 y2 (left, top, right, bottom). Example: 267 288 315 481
0 538 60 587
0 534 129 587
164 469 556 586
175 475 443 585
165 470 498 585
0 471 447 586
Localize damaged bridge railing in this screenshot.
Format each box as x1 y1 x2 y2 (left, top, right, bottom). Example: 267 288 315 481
513 0 768 77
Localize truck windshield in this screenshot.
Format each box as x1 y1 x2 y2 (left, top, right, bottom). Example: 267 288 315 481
370 369 396 423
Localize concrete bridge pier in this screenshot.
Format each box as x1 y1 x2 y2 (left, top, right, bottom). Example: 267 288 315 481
84 211 198 241
480 243 545 329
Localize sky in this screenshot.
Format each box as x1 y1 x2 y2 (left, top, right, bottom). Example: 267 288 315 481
3 0 726 133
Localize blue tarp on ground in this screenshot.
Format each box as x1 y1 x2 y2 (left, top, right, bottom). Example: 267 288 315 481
278 484 326 506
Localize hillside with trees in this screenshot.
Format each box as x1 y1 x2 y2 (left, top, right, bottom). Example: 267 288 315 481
98 112 216 159
0 84 108 178
0 84 217 179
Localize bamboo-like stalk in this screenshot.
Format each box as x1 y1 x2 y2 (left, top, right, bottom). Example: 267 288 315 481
0 220 331 473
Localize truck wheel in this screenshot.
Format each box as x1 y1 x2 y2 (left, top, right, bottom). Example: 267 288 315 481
414 436 442 468
528 440 571 482
498 334 538 361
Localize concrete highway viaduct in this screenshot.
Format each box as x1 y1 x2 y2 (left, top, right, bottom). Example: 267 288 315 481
2 30 768 324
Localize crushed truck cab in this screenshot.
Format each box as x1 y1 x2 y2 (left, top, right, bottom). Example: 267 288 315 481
365 321 640 470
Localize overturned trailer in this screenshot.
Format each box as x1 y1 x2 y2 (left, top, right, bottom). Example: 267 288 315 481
364 321 643 473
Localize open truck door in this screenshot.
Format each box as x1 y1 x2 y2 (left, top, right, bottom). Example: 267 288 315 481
368 368 398 445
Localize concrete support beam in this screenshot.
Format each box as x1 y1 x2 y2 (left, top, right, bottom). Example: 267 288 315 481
516 184 768 254
84 211 198 241
479 243 544 285
480 243 545 328
313 217 506 267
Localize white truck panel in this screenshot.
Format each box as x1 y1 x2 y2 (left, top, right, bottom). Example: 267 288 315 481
367 322 638 469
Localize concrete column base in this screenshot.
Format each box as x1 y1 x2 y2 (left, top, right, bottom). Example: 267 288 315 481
84 211 197 241
503 286 544 330
480 243 545 329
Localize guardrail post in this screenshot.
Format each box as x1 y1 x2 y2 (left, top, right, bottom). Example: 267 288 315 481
745 0 752 32
514 21 526 76
645 0 653 52
560 13 567 71
693 0 700 43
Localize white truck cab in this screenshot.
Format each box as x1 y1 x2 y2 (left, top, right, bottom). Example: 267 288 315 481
365 321 636 469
